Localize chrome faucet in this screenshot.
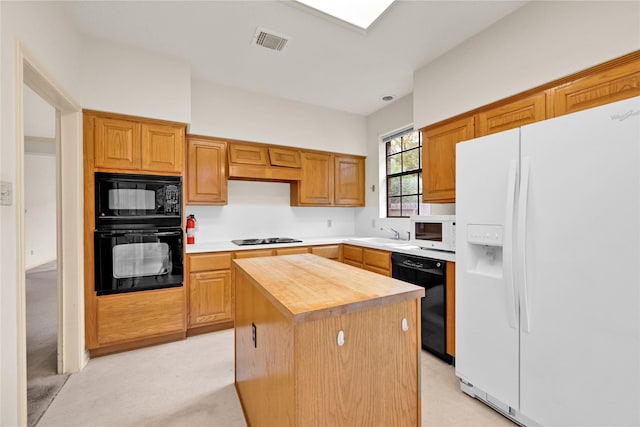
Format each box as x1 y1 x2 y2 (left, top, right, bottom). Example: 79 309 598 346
380 227 400 240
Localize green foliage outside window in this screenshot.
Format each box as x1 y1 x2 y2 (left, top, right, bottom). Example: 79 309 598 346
385 130 422 217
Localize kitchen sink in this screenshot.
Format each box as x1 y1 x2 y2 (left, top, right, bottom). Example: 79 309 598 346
347 237 419 250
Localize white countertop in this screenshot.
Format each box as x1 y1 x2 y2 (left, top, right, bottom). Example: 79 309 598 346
186 236 456 262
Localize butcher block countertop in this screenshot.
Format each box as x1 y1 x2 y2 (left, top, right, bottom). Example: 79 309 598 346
233 253 425 324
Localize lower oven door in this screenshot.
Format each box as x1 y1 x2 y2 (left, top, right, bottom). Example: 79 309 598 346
95 228 183 295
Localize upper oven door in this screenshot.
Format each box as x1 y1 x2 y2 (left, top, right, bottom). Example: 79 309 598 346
95 172 182 228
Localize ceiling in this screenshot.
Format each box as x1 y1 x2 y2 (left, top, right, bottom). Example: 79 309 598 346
62 0 527 116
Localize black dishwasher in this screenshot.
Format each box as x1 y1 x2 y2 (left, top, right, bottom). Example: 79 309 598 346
391 252 452 364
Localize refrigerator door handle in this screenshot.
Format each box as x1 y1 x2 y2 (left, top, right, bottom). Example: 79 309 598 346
504 159 518 329
518 157 532 332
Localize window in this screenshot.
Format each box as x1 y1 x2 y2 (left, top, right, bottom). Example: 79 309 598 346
385 128 424 217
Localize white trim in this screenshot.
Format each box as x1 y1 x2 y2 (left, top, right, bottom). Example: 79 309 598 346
15 40 28 427
16 42 85 426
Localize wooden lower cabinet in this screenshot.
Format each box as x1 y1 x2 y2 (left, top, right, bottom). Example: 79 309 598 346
187 252 234 332
363 247 391 277
310 244 341 261
275 246 310 256
342 244 391 276
94 287 186 348
342 244 363 268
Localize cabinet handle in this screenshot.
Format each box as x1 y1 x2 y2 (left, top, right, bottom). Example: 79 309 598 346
337 330 345 346
401 318 409 332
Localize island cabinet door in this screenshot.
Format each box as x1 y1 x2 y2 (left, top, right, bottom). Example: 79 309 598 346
294 299 420 426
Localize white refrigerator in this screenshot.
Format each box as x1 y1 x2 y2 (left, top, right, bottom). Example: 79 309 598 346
455 96 640 426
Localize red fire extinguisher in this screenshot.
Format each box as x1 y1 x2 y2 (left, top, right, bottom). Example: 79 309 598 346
186 214 196 245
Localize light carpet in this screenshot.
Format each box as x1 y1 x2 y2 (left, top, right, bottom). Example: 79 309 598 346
38 328 515 426
26 262 70 427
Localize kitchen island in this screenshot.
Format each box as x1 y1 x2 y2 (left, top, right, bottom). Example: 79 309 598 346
233 253 425 426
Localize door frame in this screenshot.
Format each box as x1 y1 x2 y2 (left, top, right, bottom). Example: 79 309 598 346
16 42 86 425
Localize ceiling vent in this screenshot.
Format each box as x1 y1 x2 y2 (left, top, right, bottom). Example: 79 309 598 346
253 27 289 52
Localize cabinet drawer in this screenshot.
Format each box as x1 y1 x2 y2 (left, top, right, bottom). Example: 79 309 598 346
189 252 232 272
363 248 391 271
275 247 309 256
342 244 363 262
234 249 275 259
96 287 185 346
310 245 341 260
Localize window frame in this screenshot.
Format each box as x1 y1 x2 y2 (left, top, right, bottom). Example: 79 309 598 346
384 128 423 218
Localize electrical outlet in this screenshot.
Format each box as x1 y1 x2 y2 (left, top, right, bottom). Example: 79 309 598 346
327 219 332 228
371 219 376 228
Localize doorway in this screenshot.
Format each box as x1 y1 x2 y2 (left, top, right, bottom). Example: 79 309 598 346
16 45 85 426
23 83 67 426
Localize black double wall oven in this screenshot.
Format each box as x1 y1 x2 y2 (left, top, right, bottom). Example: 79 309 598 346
94 172 184 296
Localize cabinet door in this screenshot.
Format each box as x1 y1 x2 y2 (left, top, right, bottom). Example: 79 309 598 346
229 142 268 165
189 270 232 326
295 299 419 426
551 60 640 117
268 147 301 168
95 287 185 347
94 117 141 170
422 115 474 203
141 123 184 173
186 137 227 205
334 155 365 206
476 92 547 137
296 152 334 205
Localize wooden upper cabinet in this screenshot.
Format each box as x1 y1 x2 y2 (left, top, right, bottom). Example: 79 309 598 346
141 123 184 173
94 117 141 170
268 147 301 168
291 151 334 206
551 58 640 117
186 136 227 205
227 141 302 181
334 155 365 206
476 92 547 137
422 115 474 203
87 110 186 174
229 143 268 166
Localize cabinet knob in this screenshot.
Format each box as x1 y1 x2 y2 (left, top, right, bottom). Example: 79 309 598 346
337 330 345 346
401 317 409 332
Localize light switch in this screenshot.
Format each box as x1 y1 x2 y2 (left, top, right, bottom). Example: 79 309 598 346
0 181 12 206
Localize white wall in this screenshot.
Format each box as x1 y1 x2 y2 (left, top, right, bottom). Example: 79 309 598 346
80 36 192 123
24 152 57 269
1 2 81 425
414 1 640 128
355 94 413 238
188 79 368 242
190 79 367 153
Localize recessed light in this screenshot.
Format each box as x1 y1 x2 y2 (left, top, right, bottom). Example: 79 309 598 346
382 95 394 102
295 0 395 30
